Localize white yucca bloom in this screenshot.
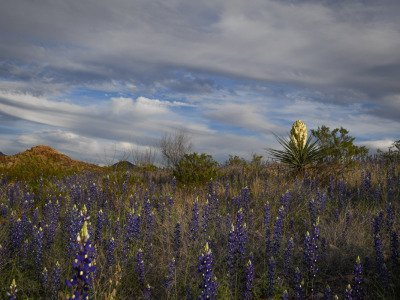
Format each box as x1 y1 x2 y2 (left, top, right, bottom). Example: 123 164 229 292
290 120 307 149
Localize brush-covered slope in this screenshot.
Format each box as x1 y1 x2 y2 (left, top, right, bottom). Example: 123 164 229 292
0 145 102 181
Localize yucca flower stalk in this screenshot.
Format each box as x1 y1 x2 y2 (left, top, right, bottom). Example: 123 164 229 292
268 120 323 171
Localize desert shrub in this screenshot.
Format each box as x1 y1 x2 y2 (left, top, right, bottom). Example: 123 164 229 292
311 125 368 164
173 152 218 185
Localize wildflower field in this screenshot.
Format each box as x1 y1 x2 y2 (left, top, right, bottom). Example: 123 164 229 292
0 157 399 300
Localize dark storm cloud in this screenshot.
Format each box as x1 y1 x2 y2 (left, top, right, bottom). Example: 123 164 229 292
1 0 399 98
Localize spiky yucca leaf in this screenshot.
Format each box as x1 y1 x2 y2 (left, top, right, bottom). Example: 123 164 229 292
268 134 323 170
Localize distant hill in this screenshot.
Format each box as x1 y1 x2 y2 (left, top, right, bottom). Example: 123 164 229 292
0 151 5 157
0 145 102 181
111 160 136 170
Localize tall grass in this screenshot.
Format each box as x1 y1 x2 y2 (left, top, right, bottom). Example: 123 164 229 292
0 158 399 299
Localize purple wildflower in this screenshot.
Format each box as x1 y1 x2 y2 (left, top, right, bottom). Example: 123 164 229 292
352 256 363 300
265 202 271 257
345 284 352 300
164 257 176 290
293 267 304 300
105 237 116 267
135 249 145 288
272 206 285 256
202 200 210 235
7 279 17 300
174 223 181 260
66 221 97 300
198 242 218 300
283 237 294 279
268 256 276 297
94 209 105 243
190 200 199 241
390 230 399 267
386 203 394 231
51 261 61 299
373 233 389 286
33 226 44 271
244 259 255 300
323 285 332 300
10 217 24 253
309 199 318 226
143 284 152 300
282 290 289 300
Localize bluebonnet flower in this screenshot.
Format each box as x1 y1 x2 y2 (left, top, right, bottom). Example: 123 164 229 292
94 209 105 243
51 261 61 300
372 212 384 236
143 283 152 300
334 209 339 222
66 221 97 300
390 230 399 267
10 217 24 253
317 190 327 212
268 256 276 297
283 237 294 279
293 267 304 300
66 205 83 258
345 284 352 300
304 218 320 285
135 249 145 288
244 259 255 300
309 199 318 226
7 279 17 300
373 233 389 286
352 256 363 300
280 191 291 212
227 209 248 282
202 200 210 235
265 202 271 257
41 267 48 290
33 226 44 272
0 203 8 218
282 290 289 300
323 285 332 300
198 242 218 300
190 200 199 241
272 206 285 256
164 257 176 290
386 203 394 231
32 207 40 225
105 237 116 267
235 208 247 257
174 223 181 260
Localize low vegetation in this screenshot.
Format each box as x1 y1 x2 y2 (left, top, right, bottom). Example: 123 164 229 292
0 125 399 299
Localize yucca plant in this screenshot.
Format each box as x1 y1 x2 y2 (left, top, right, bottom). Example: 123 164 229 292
268 120 323 171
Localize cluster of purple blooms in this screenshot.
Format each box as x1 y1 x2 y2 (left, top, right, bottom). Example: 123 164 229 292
0 160 399 299
65 207 96 300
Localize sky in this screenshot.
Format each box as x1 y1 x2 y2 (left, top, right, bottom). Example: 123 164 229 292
0 0 399 164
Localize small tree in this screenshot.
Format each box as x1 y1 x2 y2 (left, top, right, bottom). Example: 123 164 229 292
311 126 368 163
173 152 218 185
159 129 192 168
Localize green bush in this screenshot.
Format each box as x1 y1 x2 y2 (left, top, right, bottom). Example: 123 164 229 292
173 152 219 185
311 125 368 163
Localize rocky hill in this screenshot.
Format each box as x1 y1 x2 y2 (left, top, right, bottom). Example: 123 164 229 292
0 145 102 181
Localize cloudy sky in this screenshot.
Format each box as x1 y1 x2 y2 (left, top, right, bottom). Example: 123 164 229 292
0 0 399 164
